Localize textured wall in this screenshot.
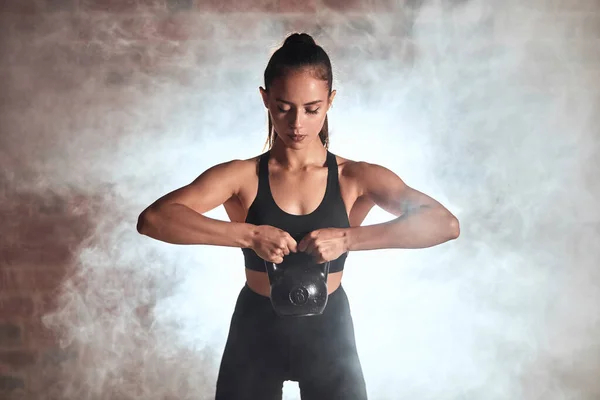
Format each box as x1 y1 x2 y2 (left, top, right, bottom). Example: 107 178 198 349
1 0 599 399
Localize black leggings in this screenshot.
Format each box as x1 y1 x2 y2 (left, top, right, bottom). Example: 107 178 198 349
215 284 368 400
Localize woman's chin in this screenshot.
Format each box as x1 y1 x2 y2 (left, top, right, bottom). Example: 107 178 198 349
274 133 320 149
281 136 316 149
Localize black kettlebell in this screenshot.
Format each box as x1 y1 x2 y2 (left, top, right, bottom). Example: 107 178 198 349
265 252 330 317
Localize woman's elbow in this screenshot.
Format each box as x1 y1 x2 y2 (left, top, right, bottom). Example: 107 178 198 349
448 216 460 239
137 209 154 235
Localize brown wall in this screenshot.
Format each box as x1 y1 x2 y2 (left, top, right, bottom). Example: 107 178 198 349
1 0 599 399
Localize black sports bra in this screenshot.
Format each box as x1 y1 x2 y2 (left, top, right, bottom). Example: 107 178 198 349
241 150 350 273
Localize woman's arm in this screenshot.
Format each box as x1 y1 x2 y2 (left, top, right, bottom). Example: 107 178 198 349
137 160 257 248
345 162 460 251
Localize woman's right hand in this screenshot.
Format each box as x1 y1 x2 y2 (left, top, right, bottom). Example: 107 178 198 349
250 225 297 264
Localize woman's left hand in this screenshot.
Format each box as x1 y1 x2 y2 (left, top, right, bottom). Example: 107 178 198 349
298 228 350 264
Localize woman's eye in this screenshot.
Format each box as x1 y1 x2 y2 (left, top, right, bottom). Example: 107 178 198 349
276 106 320 114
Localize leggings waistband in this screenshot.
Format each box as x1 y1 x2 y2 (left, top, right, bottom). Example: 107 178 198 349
236 282 348 319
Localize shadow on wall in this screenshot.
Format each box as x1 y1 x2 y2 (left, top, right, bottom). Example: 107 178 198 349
0 167 152 398
0 172 95 396
0 163 217 399
0 184 97 269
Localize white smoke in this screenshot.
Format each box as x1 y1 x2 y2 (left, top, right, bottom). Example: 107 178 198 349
1 0 598 399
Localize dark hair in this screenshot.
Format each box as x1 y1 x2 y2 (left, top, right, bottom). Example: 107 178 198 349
263 33 334 150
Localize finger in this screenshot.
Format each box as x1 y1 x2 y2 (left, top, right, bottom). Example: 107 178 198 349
301 230 320 253
298 232 314 252
315 251 326 264
297 235 308 252
271 247 283 262
304 239 316 256
311 246 326 263
276 238 289 256
286 234 298 253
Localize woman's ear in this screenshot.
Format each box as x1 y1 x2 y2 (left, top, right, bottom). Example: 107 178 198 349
259 87 269 108
328 90 337 109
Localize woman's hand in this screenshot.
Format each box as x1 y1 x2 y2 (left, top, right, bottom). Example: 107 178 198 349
250 225 297 264
298 228 350 264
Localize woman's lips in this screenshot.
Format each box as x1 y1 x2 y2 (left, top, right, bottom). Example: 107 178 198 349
289 134 306 142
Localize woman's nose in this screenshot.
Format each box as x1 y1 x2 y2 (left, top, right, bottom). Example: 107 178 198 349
288 110 302 127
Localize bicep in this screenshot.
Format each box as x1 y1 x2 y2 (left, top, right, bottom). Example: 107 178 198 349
359 163 441 217
143 160 243 216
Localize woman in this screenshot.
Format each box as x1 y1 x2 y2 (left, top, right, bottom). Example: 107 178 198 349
137 33 459 400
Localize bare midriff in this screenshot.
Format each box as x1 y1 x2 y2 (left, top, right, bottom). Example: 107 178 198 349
245 268 343 297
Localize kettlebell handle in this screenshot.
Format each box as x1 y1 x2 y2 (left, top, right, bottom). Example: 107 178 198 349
322 261 330 279
264 260 278 276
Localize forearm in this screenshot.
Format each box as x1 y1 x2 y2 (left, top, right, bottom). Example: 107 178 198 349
137 203 256 248
346 206 459 251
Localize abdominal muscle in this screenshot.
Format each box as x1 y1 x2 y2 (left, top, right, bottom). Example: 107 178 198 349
245 268 343 297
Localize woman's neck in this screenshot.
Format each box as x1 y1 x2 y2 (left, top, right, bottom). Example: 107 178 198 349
270 139 327 171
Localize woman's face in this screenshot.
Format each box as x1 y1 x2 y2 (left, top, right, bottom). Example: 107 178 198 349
260 68 336 149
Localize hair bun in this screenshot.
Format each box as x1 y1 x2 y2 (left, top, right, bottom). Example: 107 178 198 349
283 33 316 47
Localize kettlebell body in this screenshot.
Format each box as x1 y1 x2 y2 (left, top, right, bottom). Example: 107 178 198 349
265 253 330 317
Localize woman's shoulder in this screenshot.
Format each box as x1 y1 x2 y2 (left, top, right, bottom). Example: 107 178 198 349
330 152 370 177
218 154 262 177
199 154 262 184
